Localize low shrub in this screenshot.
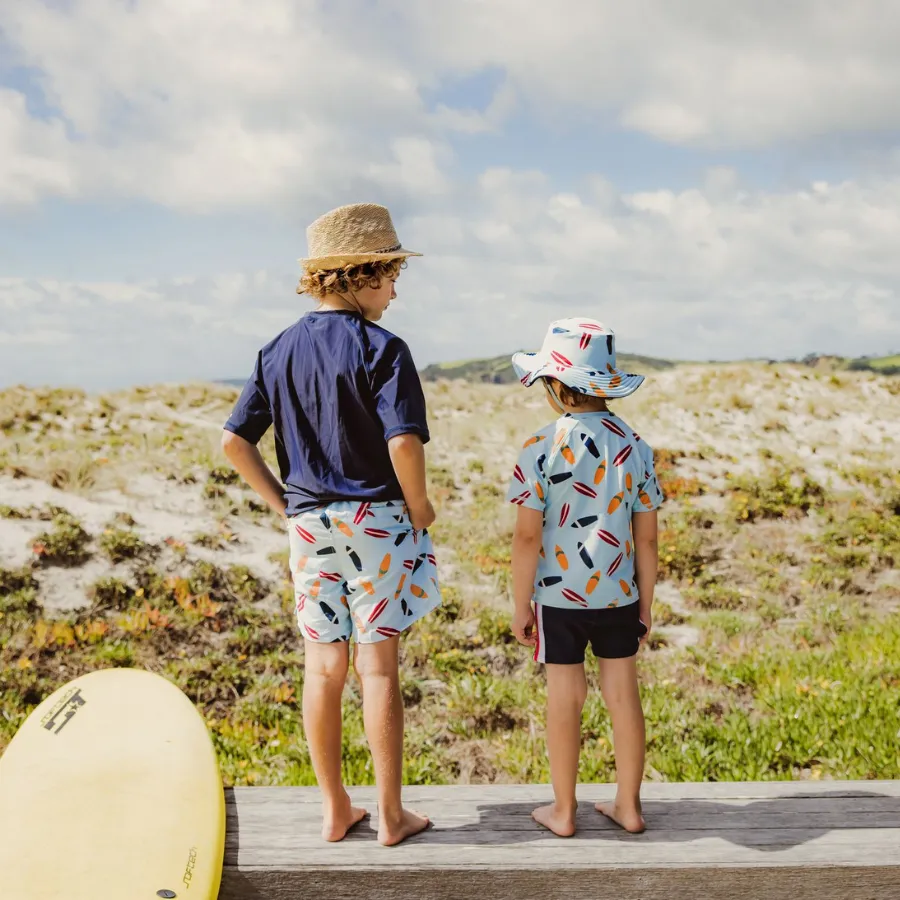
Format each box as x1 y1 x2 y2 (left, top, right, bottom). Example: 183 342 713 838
728 468 826 522
31 513 92 566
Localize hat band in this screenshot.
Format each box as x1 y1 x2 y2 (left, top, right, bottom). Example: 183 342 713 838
304 241 406 262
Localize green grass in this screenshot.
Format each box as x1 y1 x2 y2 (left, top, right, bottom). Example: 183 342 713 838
728 468 827 523
846 354 900 376
2 377 900 786
870 355 900 370
6 543 894 786
815 495 900 571
31 513 92 566
658 506 719 584
98 526 155 563
672 614 900 781
654 448 705 500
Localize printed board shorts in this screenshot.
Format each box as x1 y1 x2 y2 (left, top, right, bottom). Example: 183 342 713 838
287 500 441 644
534 601 647 663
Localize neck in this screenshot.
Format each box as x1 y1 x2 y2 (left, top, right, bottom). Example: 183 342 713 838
318 292 364 316
565 401 609 414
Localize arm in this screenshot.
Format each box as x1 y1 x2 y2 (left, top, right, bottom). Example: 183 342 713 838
511 506 543 646
387 433 435 530
221 430 287 519
632 509 658 642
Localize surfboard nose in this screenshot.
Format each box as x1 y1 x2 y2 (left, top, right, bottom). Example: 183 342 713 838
0 668 225 900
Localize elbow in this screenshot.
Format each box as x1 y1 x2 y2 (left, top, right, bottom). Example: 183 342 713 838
513 528 542 549
221 429 242 459
388 432 422 452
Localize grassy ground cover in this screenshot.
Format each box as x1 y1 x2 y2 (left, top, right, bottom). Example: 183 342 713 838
2 366 898 784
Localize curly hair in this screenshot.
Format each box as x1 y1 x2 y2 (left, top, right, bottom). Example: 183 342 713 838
298 258 406 299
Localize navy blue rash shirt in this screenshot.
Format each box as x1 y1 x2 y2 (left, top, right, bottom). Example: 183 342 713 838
223 310 430 517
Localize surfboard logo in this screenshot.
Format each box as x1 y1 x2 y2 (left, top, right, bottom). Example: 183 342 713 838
182 845 198 888
40 688 86 735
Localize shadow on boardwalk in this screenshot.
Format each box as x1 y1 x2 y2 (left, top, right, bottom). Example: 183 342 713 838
411 791 900 851
221 788 900 899
225 787 900 852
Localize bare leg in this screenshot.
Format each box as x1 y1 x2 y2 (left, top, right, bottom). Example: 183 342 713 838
354 636 429 846
595 654 646 833
532 663 587 837
303 640 367 841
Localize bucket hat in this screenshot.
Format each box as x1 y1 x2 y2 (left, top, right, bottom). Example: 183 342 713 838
512 318 644 399
299 203 422 269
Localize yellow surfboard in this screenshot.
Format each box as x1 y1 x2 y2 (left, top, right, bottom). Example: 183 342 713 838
0 668 225 900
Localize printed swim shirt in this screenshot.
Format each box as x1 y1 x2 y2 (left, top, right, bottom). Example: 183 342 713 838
506 411 664 610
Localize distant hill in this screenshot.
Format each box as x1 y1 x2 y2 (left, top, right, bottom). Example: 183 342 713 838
219 352 899 388
845 354 900 376
419 352 675 385
788 353 900 376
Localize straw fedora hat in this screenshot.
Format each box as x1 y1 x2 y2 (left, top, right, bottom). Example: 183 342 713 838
299 203 422 269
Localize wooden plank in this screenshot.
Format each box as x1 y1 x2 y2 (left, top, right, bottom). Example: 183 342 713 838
226 798 900 831
226 790 900 813
219 782 900 900
223 828 900 864
227 780 900 803
219 866 900 900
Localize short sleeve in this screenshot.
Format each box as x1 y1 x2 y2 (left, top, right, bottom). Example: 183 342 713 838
506 441 547 511
371 338 430 444
635 442 665 511
223 352 273 445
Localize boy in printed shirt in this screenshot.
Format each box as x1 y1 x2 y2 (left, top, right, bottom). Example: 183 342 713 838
222 204 439 846
506 318 664 837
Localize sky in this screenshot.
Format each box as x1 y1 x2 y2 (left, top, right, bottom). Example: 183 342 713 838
2 0 900 390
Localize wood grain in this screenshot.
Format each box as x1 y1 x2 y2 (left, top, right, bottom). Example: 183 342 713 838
219 782 900 899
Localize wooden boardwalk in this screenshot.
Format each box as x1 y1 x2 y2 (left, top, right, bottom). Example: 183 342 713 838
220 780 900 899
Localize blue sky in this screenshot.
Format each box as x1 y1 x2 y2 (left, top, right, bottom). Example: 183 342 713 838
2 0 899 390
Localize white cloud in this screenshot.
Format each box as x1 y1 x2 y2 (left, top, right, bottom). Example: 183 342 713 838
386 167 900 366
1 0 899 386
0 329 71 346
0 89 75 205
440 169 900 357
396 0 900 148
0 0 438 211
364 138 452 197
3 0 900 213
3 169 899 390
0 272 304 389
429 81 518 135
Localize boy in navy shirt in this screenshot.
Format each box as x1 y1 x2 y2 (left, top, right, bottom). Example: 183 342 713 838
222 204 439 846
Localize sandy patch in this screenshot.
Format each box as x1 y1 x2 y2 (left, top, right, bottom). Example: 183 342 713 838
0 474 285 612
654 582 700 649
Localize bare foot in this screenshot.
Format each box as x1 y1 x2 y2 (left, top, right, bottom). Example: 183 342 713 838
532 803 577 837
322 794 368 842
378 808 431 847
595 799 645 834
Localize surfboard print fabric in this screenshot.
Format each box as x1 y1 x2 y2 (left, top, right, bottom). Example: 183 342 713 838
288 499 441 642
507 411 664 611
